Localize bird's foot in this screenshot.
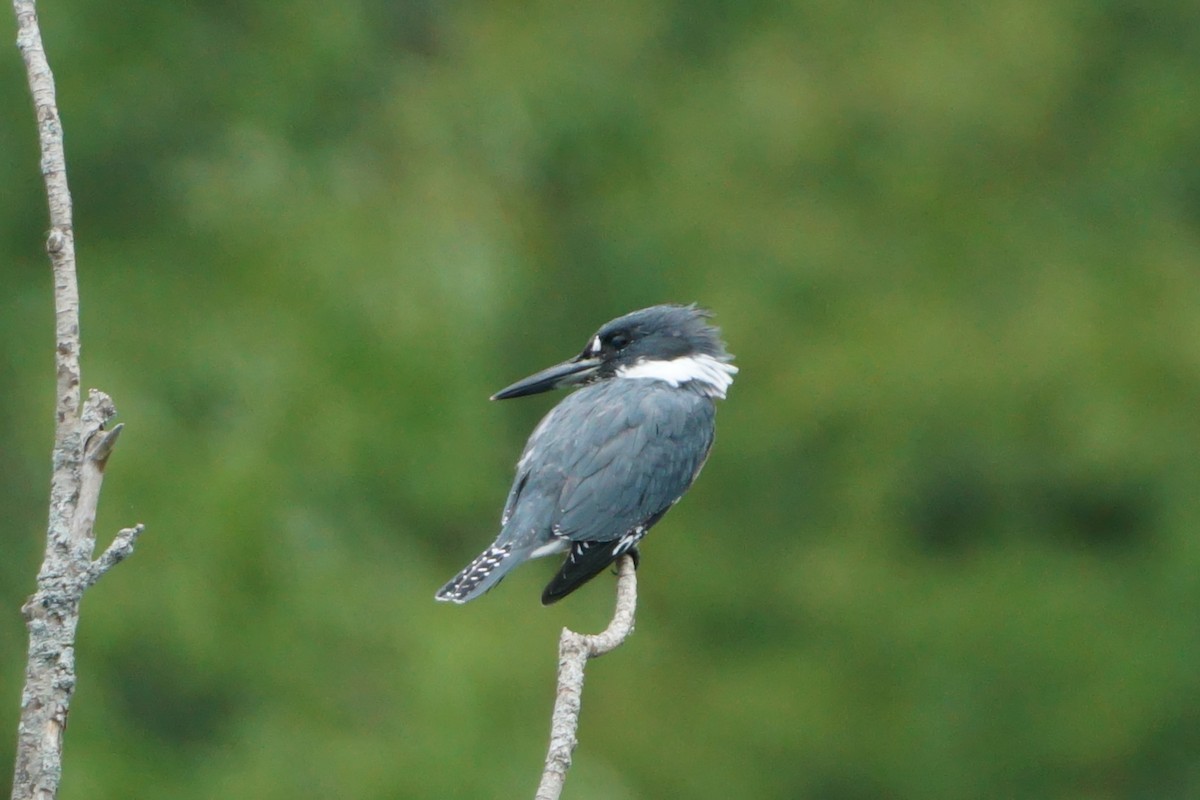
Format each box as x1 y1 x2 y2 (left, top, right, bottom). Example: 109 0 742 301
612 546 640 574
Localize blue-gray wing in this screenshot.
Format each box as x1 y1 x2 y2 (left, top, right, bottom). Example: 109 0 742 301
499 380 715 548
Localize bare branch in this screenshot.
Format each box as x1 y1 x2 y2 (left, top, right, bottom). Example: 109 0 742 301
86 525 146 588
70 392 120 555
10 3 144 799
535 556 638 800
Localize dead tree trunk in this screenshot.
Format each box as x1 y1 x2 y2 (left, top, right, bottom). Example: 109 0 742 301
10 2 144 799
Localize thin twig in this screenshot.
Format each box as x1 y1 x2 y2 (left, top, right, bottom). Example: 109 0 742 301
10 2 143 799
86 525 146 589
535 556 638 800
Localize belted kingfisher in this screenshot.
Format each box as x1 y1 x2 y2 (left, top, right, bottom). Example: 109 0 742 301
435 304 737 605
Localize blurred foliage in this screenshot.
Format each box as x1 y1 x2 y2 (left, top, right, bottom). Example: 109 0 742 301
3 1 1200 798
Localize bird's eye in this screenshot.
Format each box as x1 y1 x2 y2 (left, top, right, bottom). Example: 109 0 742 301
608 332 631 349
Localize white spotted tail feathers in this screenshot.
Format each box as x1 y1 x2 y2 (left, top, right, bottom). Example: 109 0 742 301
434 543 516 604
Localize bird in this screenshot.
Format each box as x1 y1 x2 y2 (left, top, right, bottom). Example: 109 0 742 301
435 304 737 605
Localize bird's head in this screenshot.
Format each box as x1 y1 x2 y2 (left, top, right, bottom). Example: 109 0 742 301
491 304 737 401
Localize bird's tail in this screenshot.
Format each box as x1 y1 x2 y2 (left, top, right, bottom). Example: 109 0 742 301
435 543 521 604
541 540 637 605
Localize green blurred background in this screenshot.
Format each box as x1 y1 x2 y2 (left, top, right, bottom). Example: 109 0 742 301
3 1 1200 798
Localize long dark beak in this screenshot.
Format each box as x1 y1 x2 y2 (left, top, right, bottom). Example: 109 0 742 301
491 355 602 400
